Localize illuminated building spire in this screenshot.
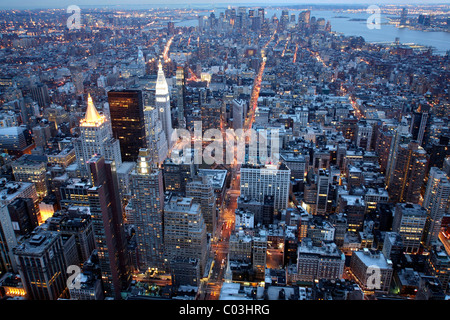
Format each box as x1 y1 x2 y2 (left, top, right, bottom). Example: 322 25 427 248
75 93 122 177
155 59 173 149
85 94 103 124
156 60 169 95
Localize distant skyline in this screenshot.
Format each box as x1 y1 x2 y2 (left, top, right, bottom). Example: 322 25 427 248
0 0 449 10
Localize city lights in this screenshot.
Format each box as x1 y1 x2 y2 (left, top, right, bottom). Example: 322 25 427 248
0 2 448 314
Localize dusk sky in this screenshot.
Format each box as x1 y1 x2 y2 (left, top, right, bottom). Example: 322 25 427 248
0 0 448 9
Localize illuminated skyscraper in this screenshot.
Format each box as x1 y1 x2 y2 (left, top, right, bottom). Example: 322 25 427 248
423 167 450 246
385 118 411 187
388 141 428 204
155 61 173 149
87 155 131 299
176 66 186 129
130 149 165 271
74 94 122 177
107 89 146 162
316 169 330 215
163 195 208 275
144 104 168 166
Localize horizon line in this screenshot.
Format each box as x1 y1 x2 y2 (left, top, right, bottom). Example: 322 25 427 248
1 2 449 10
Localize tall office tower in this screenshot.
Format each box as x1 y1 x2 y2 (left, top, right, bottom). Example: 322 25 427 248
316 169 330 215
29 83 50 109
164 196 208 275
385 119 411 187
230 7 237 22
74 94 122 177
130 149 165 271
87 155 130 299
240 163 291 210
237 6 247 18
375 127 394 174
400 7 408 25
392 203 427 254
107 90 146 162
186 176 217 235
144 104 168 167
423 168 450 246
176 66 186 129
155 61 173 149
410 109 429 147
388 141 428 204
232 99 244 130
258 8 265 21
116 161 136 205
198 15 206 32
13 228 68 300
280 9 289 29
298 10 311 24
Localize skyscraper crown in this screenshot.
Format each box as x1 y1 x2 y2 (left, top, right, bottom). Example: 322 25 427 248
156 60 169 95
82 94 105 126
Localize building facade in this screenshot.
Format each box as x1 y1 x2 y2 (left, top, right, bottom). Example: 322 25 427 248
108 89 146 162
130 149 165 271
